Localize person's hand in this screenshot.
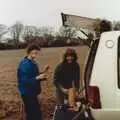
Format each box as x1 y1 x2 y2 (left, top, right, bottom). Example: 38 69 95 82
61 88 68 95
36 73 48 80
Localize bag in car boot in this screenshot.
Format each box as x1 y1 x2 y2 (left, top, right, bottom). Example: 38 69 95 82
52 105 91 120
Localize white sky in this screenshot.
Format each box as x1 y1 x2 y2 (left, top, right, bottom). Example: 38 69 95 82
0 0 120 29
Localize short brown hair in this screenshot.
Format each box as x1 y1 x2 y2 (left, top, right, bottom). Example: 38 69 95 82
26 43 40 54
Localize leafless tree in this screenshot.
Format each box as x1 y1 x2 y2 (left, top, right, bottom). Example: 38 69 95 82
11 22 24 45
23 25 35 43
23 25 47 44
0 24 7 42
38 26 54 45
113 21 120 30
59 26 77 39
39 26 54 36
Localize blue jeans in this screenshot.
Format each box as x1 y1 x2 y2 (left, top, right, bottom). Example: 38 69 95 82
21 95 42 120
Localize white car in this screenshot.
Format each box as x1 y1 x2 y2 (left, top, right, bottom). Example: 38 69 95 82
53 31 120 120
86 31 120 120
60 13 120 120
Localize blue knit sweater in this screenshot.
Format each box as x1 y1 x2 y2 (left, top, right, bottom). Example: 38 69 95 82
17 57 41 96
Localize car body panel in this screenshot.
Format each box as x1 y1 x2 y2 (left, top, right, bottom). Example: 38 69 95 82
89 31 120 120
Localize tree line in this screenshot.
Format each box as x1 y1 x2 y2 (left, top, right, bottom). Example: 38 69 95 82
0 22 83 50
0 19 120 50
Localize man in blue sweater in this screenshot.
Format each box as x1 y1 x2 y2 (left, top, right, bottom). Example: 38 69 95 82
17 44 49 120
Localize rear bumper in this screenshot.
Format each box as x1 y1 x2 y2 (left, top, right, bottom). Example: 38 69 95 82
90 108 120 120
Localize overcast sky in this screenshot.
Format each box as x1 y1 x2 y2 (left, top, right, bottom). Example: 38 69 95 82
0 0 120 29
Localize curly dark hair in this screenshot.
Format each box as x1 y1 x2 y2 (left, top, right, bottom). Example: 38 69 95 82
26 43 41 54
63 48 78 62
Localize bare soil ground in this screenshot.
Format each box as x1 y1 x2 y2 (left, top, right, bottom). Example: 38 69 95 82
0 46 89 120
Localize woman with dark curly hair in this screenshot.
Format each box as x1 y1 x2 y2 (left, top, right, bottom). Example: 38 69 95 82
53 48 80 110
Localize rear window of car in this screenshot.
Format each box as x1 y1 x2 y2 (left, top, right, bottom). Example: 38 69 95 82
84 39 100 87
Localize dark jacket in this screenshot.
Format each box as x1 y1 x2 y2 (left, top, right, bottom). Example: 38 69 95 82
17 57 41 96
53 61 80 90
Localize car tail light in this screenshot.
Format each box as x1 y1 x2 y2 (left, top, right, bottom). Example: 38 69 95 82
88 86 101 109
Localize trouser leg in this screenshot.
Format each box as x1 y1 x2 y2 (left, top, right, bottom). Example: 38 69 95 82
21 95 43 120
56 89 65 105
